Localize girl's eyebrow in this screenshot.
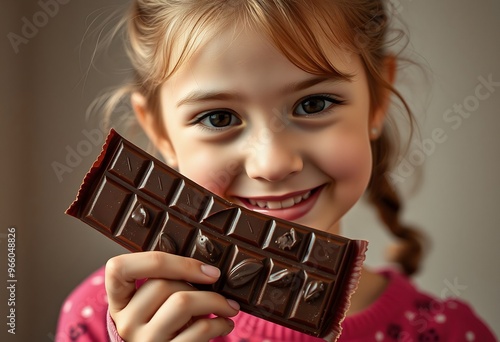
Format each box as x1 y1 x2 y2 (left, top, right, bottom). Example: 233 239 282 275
176 75 347 108
176 91 244 108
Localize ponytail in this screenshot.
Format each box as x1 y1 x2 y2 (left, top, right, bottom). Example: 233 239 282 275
367 132 426 276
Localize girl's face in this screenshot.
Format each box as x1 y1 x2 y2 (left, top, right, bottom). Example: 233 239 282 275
139 28 387 235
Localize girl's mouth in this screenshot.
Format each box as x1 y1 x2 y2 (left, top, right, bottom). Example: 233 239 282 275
237 185 325 221
248 189 312 209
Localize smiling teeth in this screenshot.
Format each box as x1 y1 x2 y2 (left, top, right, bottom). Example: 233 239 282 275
248 191 312 209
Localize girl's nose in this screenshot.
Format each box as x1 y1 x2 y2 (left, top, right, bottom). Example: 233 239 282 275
244 130 303 182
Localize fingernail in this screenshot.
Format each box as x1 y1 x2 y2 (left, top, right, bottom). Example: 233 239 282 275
226 299 240 311
200 264 220 278
223 318 235 336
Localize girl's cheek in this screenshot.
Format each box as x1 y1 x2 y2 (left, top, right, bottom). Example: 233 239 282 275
319 137 372 182
178 153 234 197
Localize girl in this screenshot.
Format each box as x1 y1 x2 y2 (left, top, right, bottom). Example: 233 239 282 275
57 0 496 341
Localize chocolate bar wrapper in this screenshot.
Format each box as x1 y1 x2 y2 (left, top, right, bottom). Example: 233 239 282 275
66 129 368 339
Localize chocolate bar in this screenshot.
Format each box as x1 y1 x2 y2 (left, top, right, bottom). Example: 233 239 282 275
66 129 367 339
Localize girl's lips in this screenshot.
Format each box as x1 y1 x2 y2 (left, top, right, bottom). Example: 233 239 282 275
237 185 325 221
248 189 312 209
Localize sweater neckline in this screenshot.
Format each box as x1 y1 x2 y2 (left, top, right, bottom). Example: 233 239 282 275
340 268 417 339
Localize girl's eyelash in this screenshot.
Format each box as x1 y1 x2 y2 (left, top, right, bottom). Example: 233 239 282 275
300 94 346 106
192 121 219 132
189 94 344 130
189 110 240 131
312 94 344 103
190 112 211 125
293 94 346 117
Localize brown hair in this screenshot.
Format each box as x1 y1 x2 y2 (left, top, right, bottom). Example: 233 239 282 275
100 0 426 275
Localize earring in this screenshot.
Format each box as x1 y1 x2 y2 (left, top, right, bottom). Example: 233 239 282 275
370 127 379 137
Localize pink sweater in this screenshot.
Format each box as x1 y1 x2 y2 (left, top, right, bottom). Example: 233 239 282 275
56 267 496 341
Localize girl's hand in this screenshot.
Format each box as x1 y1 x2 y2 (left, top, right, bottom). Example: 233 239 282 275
105 251 240 341
323 332 335 342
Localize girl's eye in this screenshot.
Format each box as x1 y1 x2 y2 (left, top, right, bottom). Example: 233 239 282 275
195 111 242 129
294 95 343 116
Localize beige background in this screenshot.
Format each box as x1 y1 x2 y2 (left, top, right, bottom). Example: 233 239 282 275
1 0 499 340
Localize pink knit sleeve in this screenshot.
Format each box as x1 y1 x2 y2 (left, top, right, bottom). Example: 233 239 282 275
106 309 125 342
55 267 110 341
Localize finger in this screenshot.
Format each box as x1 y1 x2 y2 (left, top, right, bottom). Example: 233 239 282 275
105 252 220 313
172 317 235 342
148 291 240 336
124 279 195 323
323 330 335 342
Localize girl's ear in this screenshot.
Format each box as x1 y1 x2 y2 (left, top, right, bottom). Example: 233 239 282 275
370 55 397 139
131 92 178 168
